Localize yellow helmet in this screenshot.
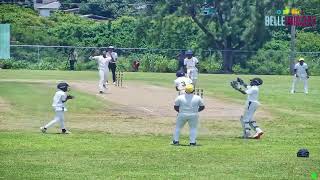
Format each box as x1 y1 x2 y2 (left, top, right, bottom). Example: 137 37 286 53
185 84 194 93
298 57 305 61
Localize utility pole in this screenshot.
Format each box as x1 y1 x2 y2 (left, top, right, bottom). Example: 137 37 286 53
289 0 296 74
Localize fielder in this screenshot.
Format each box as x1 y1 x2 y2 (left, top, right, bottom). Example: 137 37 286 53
89 50 112 94
174 70 193 95
172 84 205 146
230 77 264 139
291 57 309 94
184 50 199 87
40 82 74 134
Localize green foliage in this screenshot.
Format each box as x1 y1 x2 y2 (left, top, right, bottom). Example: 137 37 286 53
244 39 290 75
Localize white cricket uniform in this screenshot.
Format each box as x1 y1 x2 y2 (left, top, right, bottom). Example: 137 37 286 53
291 62 308 93
173 94 204 143
44 90 68 130
174 76 193 95
184 57 199 86
241 86 262 137
90 55 112 92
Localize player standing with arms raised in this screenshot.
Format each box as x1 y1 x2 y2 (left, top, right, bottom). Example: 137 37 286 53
174 70 193 95
89 50 111 94
184 50 199 87
291 57 310 94
231 78 264 139
172 84 205 146
40 82 74 134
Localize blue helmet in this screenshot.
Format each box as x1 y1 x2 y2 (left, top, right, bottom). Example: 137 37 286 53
176 70 185 77
185 50 193 55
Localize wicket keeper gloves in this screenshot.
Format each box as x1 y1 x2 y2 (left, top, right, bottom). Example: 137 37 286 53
230 81 240 90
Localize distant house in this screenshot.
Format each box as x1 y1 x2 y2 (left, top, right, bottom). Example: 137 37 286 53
33 0 60 17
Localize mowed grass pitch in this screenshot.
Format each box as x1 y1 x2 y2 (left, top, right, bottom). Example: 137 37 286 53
0 70 319 179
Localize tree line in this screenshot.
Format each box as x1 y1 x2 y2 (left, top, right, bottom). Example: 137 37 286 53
0 1 319 74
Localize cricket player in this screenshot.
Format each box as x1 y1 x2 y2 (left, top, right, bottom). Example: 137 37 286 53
89 50 112 94
291 57 309 94
172 84 205 146
230 77 264 139
174 70 193 95
184 50 199 87
40 82 74 134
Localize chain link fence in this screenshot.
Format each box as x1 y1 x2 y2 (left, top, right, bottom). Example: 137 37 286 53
2 45 320 75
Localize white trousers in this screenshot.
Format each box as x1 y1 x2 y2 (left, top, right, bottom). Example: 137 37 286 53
291 76 308 93
98 69 109 91
240 101 261 135
173 113 199 143
44 111 65 129
187 68 198 87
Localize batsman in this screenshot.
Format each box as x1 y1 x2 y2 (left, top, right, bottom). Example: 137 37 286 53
230 77 264 139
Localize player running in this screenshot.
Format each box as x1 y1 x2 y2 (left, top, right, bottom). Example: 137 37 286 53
40 82 74 134
174 70 193 95
184 50 199 87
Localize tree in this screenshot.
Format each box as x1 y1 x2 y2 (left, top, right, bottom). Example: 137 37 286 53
151 0 268 73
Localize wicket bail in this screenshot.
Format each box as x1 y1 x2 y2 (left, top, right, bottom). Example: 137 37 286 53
194 88 204 98
116 71 124 87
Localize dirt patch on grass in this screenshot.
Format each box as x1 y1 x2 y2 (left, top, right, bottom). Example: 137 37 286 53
0 97 10 112
69 81 271 135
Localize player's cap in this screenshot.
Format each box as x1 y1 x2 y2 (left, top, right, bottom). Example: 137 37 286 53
176 70 185 77
107 46 115 49
185 84 194 93
298 57 305 61
185 50 193 55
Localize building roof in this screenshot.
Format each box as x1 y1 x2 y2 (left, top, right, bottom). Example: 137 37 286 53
37 1 60 9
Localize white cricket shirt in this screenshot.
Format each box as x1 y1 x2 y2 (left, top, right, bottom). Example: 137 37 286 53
90 55 111 70
52 90 67 111
184 57 199 69
174 94 204 114
174 76 193 92
294 63 308 77
108 52 118 64
245 85 259 103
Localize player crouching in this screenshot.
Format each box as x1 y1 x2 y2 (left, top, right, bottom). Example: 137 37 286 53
40 82 74 134
174 70 192 95
230 77 264 139
172 84 205 146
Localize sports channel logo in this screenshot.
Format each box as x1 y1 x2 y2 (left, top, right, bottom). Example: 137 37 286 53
265 0 317 27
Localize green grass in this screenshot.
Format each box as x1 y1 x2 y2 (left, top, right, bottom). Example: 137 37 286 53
0 70 320 179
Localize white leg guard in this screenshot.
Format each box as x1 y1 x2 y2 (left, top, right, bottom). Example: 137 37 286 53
242 102 258 138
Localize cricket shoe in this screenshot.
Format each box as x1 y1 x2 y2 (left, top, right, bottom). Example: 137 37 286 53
189 142 197 146
113 82 116 85
171 141 179 146
99 91 104 94
40 127 47 133
290 90 295 94
62 129 71 134
242 130 251 139
252 131 264 139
